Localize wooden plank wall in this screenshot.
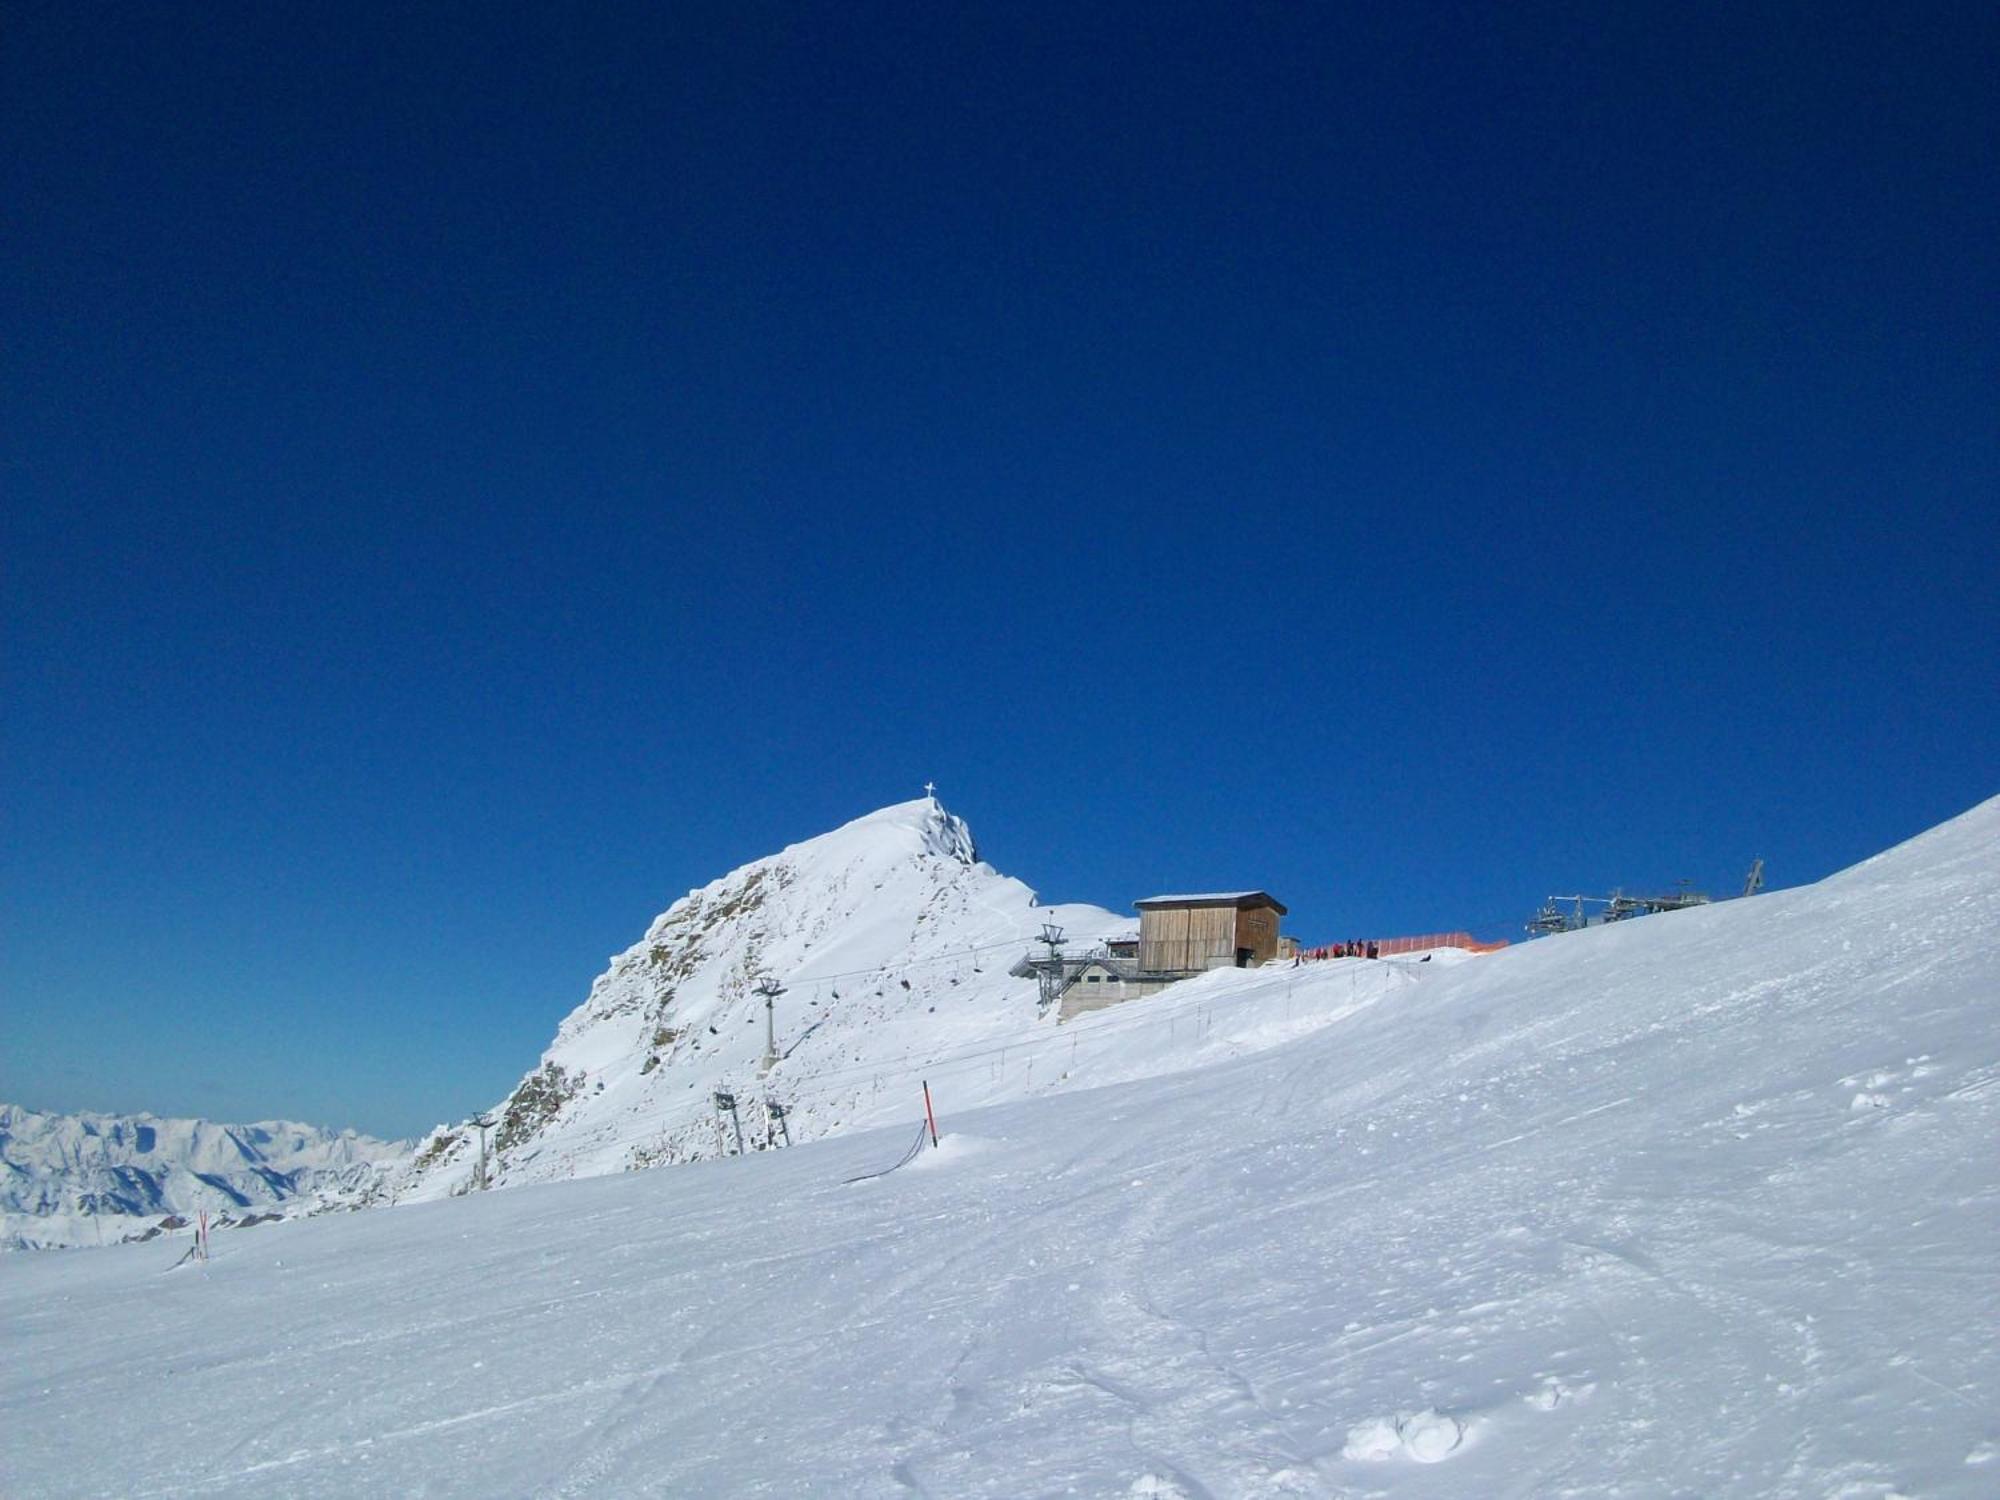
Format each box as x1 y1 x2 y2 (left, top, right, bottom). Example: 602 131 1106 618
1138 906 1239 971
1234 905 1281 964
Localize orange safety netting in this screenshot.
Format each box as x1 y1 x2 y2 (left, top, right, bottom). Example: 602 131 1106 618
1297 932 1509 959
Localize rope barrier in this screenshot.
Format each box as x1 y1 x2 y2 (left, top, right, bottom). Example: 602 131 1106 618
841 1120 933 1185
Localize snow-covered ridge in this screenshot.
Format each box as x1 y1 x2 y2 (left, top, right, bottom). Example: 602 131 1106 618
397 796 1129 1197
0 1104 407 1251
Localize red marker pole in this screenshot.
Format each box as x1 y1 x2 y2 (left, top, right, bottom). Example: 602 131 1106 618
922 1080 940 1148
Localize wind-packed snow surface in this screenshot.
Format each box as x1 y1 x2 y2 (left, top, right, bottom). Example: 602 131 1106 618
4 796 1997 1498
0 1107 404 1251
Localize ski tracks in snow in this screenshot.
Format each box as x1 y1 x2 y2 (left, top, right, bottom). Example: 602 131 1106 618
1067 1155 1320 1498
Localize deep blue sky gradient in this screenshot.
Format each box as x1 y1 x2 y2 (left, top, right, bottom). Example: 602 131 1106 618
5 3 1995 1138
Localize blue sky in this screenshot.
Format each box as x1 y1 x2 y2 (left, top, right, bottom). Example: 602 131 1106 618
5 3 1995 1140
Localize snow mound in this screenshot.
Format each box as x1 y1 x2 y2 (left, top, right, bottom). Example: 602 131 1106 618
903 1132 992 1170
1342 1409 1465 1462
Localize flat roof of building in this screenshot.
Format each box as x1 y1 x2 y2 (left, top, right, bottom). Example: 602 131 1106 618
1134 891 1288 914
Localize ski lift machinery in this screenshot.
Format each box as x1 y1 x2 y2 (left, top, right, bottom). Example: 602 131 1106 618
764 1098 792 1149
712 1089 745 1156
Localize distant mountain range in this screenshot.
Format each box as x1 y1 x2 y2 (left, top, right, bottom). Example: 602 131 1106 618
0 1103 406 1250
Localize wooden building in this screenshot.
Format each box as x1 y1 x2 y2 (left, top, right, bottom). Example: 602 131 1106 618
1134 892 1288 973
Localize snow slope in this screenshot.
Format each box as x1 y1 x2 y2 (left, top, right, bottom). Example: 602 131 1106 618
397 797 1137 1197
0 1106 406 1251
3 794 1995 1497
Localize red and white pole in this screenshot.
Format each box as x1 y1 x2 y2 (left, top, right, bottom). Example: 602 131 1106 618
921 1080 940 1148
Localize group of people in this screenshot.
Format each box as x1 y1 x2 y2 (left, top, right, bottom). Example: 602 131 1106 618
1299 940 1379 962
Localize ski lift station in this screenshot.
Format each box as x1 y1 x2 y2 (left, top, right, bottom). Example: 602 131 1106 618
1525 862 1766 938
1019 887 1521 1023
1134 891 1289 971
1019 891 1291 1022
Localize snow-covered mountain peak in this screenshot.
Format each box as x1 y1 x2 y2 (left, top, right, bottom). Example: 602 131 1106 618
796 796 979 867
400 796 1123 1197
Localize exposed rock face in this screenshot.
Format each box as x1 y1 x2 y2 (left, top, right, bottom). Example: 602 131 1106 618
495 1063 581 1153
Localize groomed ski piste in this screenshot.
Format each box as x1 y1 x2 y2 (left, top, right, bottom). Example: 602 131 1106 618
4 796 1996 1498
